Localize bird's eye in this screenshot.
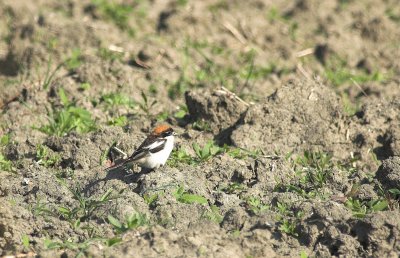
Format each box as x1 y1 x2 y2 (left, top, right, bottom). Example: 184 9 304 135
163 131 172 137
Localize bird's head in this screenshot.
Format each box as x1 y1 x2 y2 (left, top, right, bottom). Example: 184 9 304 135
152 125 176 137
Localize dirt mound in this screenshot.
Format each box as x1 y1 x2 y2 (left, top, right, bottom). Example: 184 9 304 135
376 157 400 189
231 79 349 157
1 0 400 257
185 88 248 135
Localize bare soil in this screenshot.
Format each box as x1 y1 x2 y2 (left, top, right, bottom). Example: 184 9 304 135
1 0 400 257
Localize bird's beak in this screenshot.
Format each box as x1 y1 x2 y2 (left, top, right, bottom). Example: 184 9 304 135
173 132 178 136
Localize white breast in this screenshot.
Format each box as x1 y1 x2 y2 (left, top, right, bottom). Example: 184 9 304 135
140 135 174 169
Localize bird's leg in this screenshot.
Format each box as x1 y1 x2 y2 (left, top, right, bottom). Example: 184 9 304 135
112 146 128 159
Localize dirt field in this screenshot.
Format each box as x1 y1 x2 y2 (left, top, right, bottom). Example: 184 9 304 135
1 0 399 257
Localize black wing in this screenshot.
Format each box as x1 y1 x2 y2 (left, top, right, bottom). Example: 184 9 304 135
105 135 166 171
128 136 167 161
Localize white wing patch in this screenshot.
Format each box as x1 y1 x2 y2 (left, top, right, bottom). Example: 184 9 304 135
144 139 166 151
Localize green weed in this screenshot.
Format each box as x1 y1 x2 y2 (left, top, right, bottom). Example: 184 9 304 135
173 185 208 205
341 92 360 116
44 237 119 256
202 205 223 223
41 57 63 90
345 197 388 218
107 115 128 126
167 148 194 167
37 88 97 136
193 141 224 162
65 48 83 71
92 0 135 36
295 151 334 190
192 120 212 132
266 7 298 40
21 235 30 250
35 145 61 167
246 197 269 215
138 91 157 116
389 188 400 198
143 193 159 207
57 185 119 226
155 111 168 122
100 92 135 110
30 198 54 217
108 213 148 234
300 251 309 258
325 56 388 87
220 182 246 195
386 8 400 23
274 202 302 236
79 82 91 91
174 105 188 119
0 135 13 172
226 147 260 159
0 154 13 172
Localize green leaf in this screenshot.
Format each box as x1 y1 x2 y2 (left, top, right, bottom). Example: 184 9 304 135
106 237 122 247
22 234 30 249
389 188 400 196
192 143 201 158
370 200 388 211
100 189 113 202
58 206 71 216
58 88 69 106
0 134 10 146
300 251 308 258
179 193 207 204
108 215 122 229
44 239 61 249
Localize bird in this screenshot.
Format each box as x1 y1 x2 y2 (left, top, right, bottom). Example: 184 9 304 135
106 125 176 172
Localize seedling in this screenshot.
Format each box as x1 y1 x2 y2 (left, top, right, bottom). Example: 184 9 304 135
279 219 297 236
35 144 61 167
37 88 97 136
345 197 388 218
65 48 83 71
30 198 54 217
108 212 148 234
21 235 30 250
295 151 333 190
57 185 119 225
167 147 194 167
220 182 246 195
274 202 301 236
41 57 63 90
0 154 13 172
0 134 10 145
192 120 211 132
246 197 269 215
389 188 400 198
100 92 135 111
107 115 128 127
174 105 188 119
143 193 159 207
202 205 223 223
173 185 207 205
79 82 91 91
138 91 157 116
156 111 169 122
325 55 389 87
226 146 260 159
192 141 224 162
92 0 135 36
